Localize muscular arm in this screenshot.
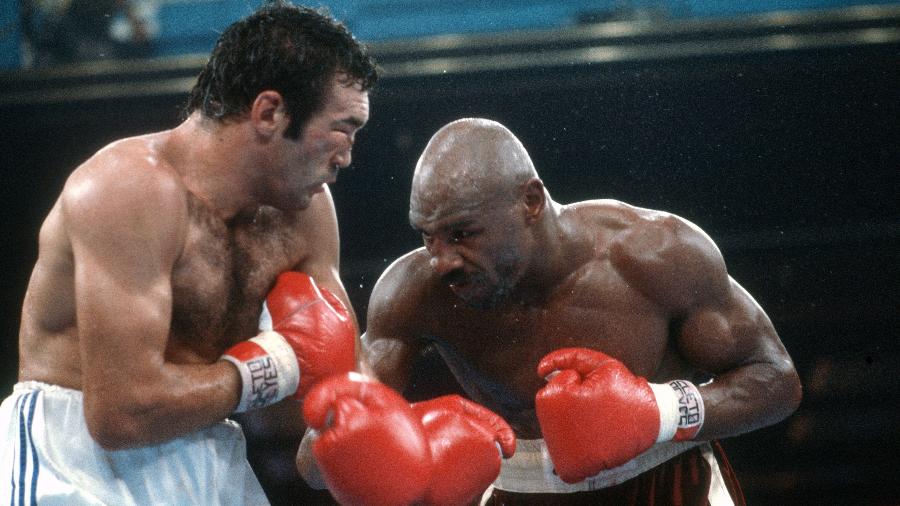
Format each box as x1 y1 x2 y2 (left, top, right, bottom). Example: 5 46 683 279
297 250 426 488
359 250 431 389
289 186 358 331
65 161 240 450
614 213 802 441
229 187 361 493
680 278 801 440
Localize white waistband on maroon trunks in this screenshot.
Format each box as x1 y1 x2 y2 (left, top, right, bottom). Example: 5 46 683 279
493 438 703 493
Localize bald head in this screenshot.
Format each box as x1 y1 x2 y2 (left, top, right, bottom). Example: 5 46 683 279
410 118 537 221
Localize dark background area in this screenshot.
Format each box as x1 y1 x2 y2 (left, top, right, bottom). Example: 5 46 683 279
1 10 899 505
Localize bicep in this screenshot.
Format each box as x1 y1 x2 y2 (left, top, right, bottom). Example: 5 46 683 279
677 277 787 374
677 278 802 437
64 175 183 388
359 265 426 391
291 189 352 312
359 331 411 387
362 290 412 388
73 243 173 366
289 189 365 371
640 217 791 372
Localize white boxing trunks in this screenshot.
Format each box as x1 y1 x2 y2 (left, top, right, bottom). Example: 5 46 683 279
0 382 270 506
490 438 734 504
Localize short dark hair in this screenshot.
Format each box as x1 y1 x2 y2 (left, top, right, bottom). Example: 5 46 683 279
184 1 378 139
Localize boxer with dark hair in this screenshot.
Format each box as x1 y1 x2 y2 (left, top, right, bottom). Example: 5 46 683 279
1 3 376 504
301 118 801 505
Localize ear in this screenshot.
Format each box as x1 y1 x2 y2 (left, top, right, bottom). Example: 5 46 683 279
249 90 288 140
522 177 546 224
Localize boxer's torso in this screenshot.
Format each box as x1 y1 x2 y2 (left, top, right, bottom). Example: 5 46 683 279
168 196 312 360
409 206 697 438
18 139 319 389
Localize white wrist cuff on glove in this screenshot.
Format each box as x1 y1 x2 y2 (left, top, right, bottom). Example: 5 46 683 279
650 379 705 442
221 331 300 412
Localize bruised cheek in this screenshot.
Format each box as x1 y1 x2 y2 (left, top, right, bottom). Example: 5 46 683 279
301 139 329 163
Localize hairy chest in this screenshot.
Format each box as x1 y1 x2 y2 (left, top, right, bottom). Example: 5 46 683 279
169 205 307 359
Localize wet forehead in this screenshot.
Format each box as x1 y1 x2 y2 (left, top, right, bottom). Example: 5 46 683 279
322 78 370 124
409 184 513 233
410 174 515 233
409 196 480 231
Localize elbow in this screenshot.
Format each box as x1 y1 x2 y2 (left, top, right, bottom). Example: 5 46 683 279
768 359 803 424
83 397 148 450
784 364 803 417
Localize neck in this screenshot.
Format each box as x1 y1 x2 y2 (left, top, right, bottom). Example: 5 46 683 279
166 114 261 221
512 200 588 304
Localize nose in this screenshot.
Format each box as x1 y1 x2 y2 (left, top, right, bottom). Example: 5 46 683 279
428 240 464 276
333 145 352 169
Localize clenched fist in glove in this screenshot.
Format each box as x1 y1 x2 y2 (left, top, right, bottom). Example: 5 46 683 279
303 373 432 506
222 271 356 412
535 347 704 483
412 395 516 505
303 375 516 506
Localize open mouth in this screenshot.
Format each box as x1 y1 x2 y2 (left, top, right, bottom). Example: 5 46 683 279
448 279 468 292
443 271 467 288
445 272 476 298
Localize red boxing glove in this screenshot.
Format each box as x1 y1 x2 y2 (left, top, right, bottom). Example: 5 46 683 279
411 395 516 506
303 373 432 506
222 272 356 412
535 348 704 483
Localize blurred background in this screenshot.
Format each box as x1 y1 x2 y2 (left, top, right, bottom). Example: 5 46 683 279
1 0 898 504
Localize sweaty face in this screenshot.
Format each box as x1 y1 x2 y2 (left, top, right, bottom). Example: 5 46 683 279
411 197 526 309
271 77 369 210
445 245 519 310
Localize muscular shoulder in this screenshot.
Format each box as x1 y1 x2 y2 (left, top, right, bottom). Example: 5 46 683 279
367 248 437 341
594 202 729 313
65 136 184 208
61 136 188 255
286 187 340 260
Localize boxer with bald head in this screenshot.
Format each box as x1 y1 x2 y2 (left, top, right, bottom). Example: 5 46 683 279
1 3 377 504
302 118 801 504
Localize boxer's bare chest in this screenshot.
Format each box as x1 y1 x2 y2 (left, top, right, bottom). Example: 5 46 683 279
168 200 306 359
425 262 673 435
